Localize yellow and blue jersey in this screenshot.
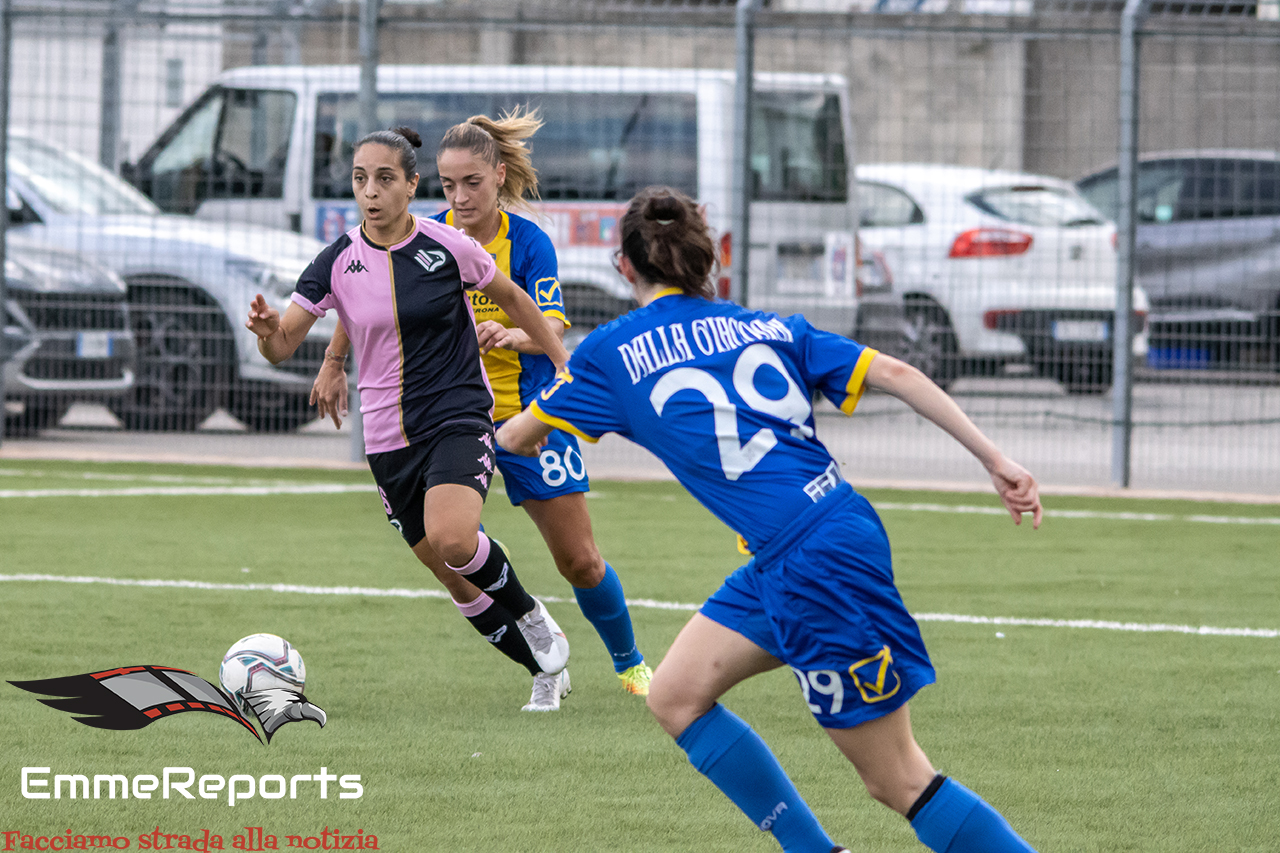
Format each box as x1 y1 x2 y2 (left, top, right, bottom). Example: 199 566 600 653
530 290 878 553
435 209 567 422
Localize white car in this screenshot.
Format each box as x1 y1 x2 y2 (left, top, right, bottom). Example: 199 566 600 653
856 163 1148 393
6 132 330 431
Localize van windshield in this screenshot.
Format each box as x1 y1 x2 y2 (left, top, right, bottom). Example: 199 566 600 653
751 91 847 202
313 92 699 202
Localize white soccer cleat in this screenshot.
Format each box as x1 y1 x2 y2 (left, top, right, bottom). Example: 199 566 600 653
516 598 570 674
522 669 571 712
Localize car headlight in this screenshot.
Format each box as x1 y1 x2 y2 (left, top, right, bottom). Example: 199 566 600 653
225 258 302 302
262 271 297 302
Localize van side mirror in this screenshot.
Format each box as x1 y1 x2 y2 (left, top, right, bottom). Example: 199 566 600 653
7 188 40 225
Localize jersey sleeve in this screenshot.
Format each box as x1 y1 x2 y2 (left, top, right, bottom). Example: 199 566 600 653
789 315 879 415
521 225 567 326
527 338 627 442
291 241 341 316
455 232 498 291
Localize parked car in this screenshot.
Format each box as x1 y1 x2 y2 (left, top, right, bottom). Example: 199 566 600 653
6 131 330 432
855 163 1148 393
3 234 136 436
1077 151 1280 370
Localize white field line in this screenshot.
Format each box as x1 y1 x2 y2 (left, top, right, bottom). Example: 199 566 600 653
1 481 1276 527
0 484 378 498
1 573 1275 638
874 502 1280 526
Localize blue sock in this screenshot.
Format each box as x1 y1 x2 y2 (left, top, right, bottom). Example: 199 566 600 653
910 777 1037 853
676 704 834 853
573 564 643 672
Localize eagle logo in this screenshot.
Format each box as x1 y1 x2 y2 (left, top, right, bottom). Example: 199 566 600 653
415 249 447 272
9 665 326 745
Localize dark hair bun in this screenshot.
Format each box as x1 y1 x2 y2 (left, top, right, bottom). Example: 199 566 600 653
392 126 423 148
644 194 685 224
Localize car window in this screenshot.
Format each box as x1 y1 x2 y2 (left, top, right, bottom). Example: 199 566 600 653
856 180 924 226
1174 157 1280 220
312 91 698 202
1078 164 1183 223
1079 158 1280 225
750 91 848 202
967 185 1105 227
8 135 159 216
137 87 296 212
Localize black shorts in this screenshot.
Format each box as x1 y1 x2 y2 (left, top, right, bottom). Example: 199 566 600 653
366 421 498 547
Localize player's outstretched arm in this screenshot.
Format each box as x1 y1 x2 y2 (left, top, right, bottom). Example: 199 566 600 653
482 271 570 371
864 352 1043 529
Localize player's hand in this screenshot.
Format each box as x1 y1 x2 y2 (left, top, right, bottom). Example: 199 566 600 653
476 320 519 354
310 360 348 430
988 456 1043 529
246 294 280 339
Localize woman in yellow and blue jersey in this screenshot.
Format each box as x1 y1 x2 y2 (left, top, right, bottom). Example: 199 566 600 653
314 110 650 712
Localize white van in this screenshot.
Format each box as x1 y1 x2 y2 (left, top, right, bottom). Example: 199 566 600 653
126 65 880 339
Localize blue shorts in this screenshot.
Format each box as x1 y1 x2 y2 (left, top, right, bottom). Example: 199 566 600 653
700 484 936 730
494 426 591 505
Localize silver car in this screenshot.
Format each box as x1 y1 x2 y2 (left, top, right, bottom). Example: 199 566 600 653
6 132 330 431
3 234 136 436
1077 151 1280 370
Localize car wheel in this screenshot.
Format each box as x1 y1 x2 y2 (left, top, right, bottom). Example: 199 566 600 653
3 397 68 437
900 299 959 390
109 279 233 431
229 381 313 433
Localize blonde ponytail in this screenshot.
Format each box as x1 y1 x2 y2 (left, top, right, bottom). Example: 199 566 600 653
438 105 543 212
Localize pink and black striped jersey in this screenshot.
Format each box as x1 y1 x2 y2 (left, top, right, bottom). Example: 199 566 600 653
292 216 497 454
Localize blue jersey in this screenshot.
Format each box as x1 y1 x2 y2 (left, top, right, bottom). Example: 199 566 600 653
433 209 566 422
530 289 877 553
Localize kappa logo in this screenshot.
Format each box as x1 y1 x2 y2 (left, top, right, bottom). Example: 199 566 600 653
415 249 447 272
848 645 902 704
344 259 368 274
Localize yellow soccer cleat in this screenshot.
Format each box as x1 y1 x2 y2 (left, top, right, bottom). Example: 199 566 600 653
617 662 653 697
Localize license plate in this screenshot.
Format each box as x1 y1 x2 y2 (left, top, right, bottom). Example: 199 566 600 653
1052 320 1109 342
76 331 113 359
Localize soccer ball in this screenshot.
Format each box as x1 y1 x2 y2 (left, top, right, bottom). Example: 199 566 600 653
218 633 306 710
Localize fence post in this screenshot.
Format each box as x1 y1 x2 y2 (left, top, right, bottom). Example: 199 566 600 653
0 0 8 449
99 0 136 171
349 0 381 463
731 0 760 306
1111 0 1146 488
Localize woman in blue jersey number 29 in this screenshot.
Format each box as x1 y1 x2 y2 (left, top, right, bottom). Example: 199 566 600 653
498 186 1045 853
313 110 652 711
246 126 572 712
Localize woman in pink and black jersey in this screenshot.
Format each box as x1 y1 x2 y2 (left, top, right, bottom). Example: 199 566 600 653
244 126 571 709
313 111 652 713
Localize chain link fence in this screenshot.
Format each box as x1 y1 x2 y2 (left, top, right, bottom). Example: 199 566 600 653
1 0 1277 495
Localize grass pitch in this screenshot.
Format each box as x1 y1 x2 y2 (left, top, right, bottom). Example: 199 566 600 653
1 460 1278 851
